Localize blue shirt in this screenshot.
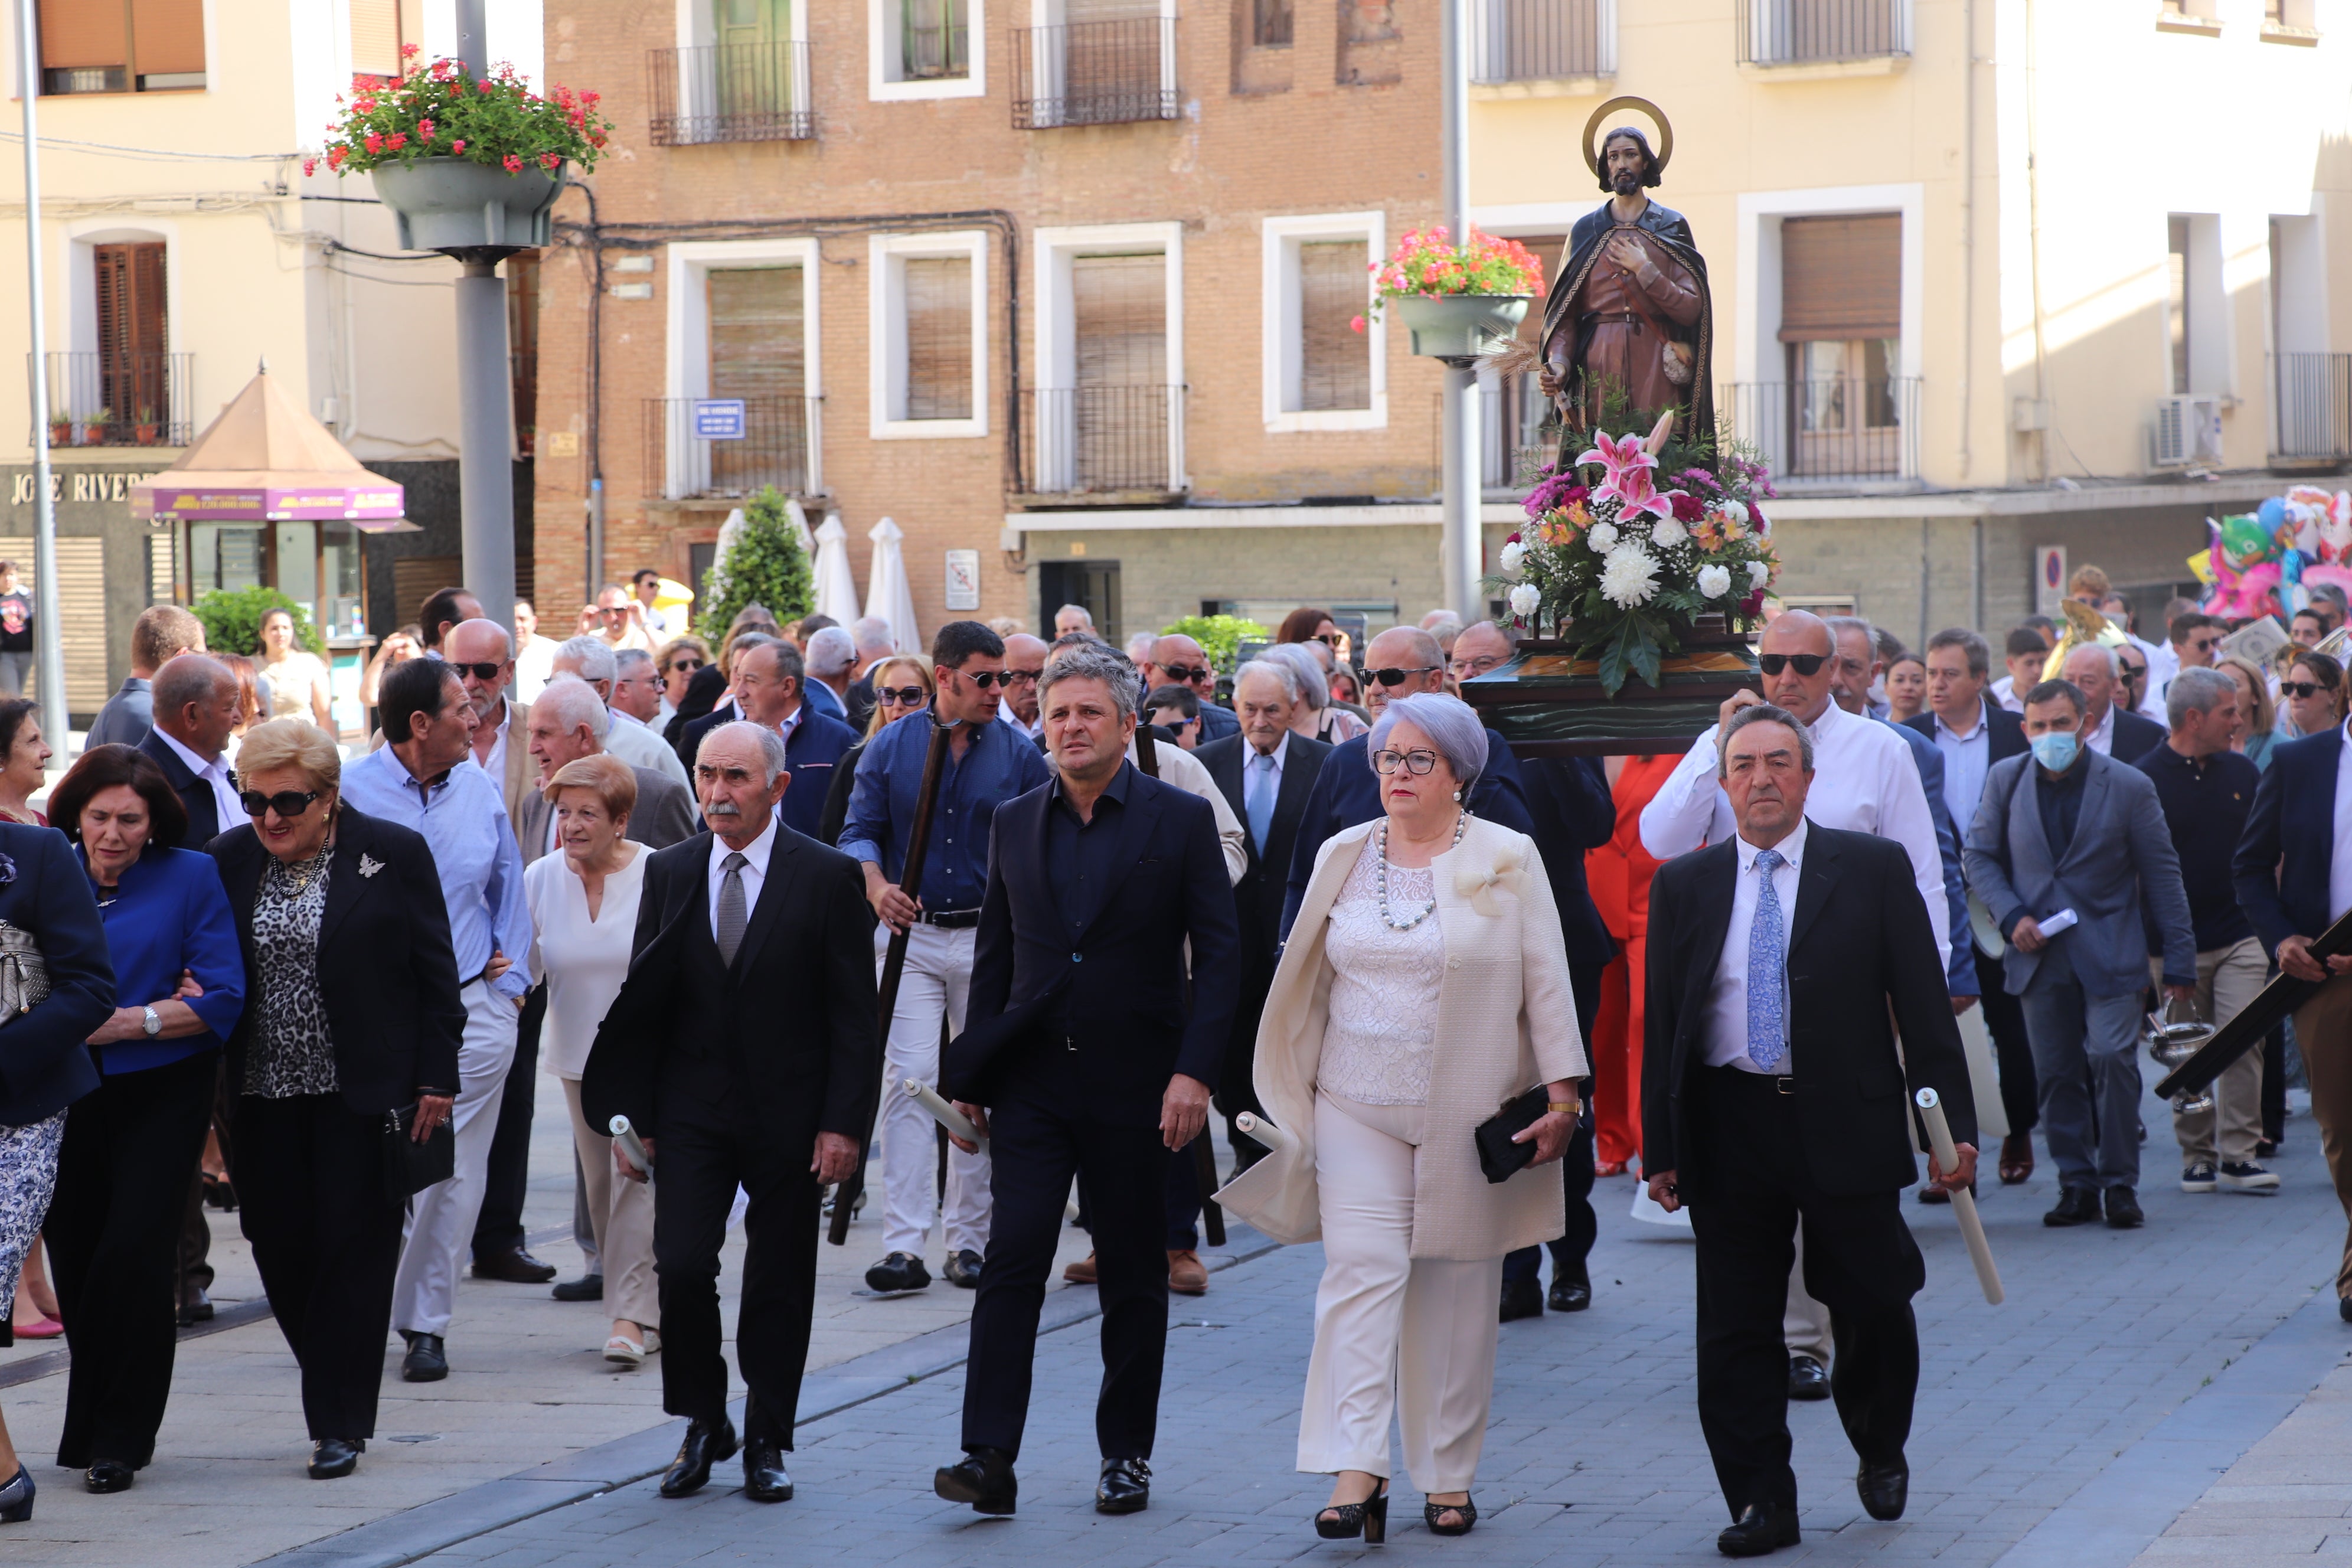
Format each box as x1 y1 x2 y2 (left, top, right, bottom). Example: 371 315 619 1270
839 712 1054 914
1929 700 1995 831
87 845 245 1074
338 747 533 998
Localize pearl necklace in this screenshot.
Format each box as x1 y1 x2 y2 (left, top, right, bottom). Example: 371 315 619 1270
1374 812 1468 932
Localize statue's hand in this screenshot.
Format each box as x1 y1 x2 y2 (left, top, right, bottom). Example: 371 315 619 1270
1537 367 1564 398
1605 233 1645 273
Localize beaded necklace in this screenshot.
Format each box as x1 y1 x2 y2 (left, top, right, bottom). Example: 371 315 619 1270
1374 811 1468 932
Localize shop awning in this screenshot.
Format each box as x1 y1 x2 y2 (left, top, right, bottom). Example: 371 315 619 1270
129 362 416 531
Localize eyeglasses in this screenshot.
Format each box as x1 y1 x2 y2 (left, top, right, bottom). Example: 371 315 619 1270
1371 749 1442 776
1451 655 1506 677
241 789 321 818
1367 665 1440 687
1756 653 1828 677
1313 633 1341 648
951 669 1010 688
1001 669 1041 685
878 686 929 706
1159 664 1211 684
2282 680 2330 699
448 661 505 682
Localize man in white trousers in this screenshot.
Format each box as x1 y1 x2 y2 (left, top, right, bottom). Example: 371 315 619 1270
339 657 533 1383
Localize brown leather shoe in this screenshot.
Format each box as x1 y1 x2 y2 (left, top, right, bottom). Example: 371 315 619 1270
1167 1249 1208 1296
1999 1133 2034 1185
1063 1252 1099 1285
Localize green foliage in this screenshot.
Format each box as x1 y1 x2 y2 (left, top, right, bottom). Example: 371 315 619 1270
313 58 611 178
1159 615 1268 673
695 486 813 643
191 587 325 658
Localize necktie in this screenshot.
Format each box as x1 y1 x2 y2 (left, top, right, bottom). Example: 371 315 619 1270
1245 752 1276 855
1746 848 1789 1072
716 851 749 967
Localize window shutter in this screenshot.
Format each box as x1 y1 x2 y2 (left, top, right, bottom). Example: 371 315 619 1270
1779 214 1900 342
130 0 205 77
38 0 125 68
349 0 400 76
707 267 806 401
1298 240 1370 411
903 256 974 420
1072 253 1165 387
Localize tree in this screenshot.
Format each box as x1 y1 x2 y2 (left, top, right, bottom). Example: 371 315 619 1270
1159 614 1269 672
695 486 813 643
191 586 326 656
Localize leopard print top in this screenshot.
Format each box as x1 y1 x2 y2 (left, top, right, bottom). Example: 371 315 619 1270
243 844 339 1099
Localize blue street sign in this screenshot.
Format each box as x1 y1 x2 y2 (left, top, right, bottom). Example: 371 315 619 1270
692 398 746 440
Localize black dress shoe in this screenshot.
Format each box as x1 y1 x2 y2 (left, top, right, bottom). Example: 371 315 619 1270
659 1417 738 1498
1548 1262 1592 1313
944 1249 984 1289
1786 1354 1830 1401
308 1438 364 1480
1095 1456 1150 1514
865 1252 930 1292
1498 1277 1543 1322
1717 1502 1800 1557
933 1446 1017 1515
400 1331 447 1382
2341 1296 2352 1324
551 1274 604 1302
84 1459 134 1494
1857 1456 1908 1520
742 1439 793 1502
177 1286 214 1327
2044 1185 2101 1227
473 1246 558 1285
2104 1186 2144 1229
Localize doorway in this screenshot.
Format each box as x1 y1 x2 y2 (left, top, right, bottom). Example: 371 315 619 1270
1038 558 1121 645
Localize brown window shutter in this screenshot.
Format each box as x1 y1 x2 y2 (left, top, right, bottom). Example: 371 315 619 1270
1072 253 1166 387
349 0 400 76
904 256 974 420
130 0 205 77
1779 214 1900 342
707 267 806 402
131 243 168 352
38 0 126 68
1298 240 1370 411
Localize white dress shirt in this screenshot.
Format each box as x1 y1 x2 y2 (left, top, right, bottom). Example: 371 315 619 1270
2331 718 2352 925
1927 700 1994 828
513 636 557 704
1991 674 2023 714
478 699 512 792
1641 697 1949 964
997 704 1044 742
1247 730 1292 787
1707 819 1809 1073
708 809 779 939
604 705 691 787
154 727 242 832
2081 701 2116 756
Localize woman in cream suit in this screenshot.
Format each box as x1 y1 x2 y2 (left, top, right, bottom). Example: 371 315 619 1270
1219 692 1587 1543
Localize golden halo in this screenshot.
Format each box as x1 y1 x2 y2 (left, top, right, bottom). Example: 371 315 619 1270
1582 97 1674 179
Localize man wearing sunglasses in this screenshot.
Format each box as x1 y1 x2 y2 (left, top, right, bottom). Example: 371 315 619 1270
994 633 1050 743
841 622 1054 1295
1142 633 1239 742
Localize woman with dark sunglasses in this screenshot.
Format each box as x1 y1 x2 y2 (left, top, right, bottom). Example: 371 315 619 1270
654 635 711 730
819 654 936 846
2281 653 2346 740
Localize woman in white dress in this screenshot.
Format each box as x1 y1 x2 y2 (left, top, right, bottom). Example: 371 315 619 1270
521 754 659 1367
254 609 332 730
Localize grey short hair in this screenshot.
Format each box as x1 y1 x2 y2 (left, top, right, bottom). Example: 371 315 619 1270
1055 602 1095 627
698 718 790 787
2168 665 2237 728
556 635 617 684
747 636 805 687
1264 643 1328 711
1822 615 1877 655
535 675 610 740
614 646 656 677
1037 643 1137 723
2062 643 2119 681
1232 657 1302 704
1370 692 1488 793
1718 703 1815 776
850 615 896 656
153 653 233 715
806 626 856 677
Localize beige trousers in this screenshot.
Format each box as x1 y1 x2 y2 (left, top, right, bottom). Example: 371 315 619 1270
2295 971 2352 1298
1784 1231 1833 1364
562 1078 658 1329
2153 937 2269 1166
1299 1093 1504 1493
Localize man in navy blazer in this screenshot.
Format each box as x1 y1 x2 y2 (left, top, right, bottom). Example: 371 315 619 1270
935 644 1239 1520
2234 707 2352 1315
137 656 243 851
727 638 861 841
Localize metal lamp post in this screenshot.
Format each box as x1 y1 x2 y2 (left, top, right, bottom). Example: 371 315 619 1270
452 0 518 636
16 0 67 748
1438 0 1479 626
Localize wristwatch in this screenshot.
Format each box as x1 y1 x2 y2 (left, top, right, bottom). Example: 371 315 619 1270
141 1006 161 1039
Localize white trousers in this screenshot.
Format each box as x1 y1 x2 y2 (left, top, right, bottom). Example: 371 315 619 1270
876 922 991 1257
392 979 520 1338
563 1077 658 1329
1299 1093 1504 1493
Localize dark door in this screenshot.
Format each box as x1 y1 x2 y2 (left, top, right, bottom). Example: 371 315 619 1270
1038 559 1121 647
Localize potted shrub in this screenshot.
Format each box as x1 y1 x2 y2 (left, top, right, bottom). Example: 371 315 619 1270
308 47 613 254
1362 227 1544 361
84 407 111 445
134 406 159 445
47 416 70 449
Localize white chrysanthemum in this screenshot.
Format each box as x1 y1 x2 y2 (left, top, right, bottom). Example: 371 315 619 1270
1508 583 1541 617
1720 500 1749 527
1747 560 1770 589
1697 564 1733 599
1586 521 1619 553
1649 515 1686 549
1600 545 1661 610
1500 541 1525 573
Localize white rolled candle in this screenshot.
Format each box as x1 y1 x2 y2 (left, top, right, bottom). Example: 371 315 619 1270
903 1077 986 1148
1914 1089 2004 1305
1234 1112 1295 1152
609 1114 653 1178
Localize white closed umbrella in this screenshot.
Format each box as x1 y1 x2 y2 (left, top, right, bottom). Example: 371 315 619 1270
864 515 920 652
812 515 861 624
783 496 815 555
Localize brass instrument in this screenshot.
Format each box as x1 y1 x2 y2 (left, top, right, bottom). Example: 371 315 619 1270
2040 597 2129 682
2144 1004 2217 1118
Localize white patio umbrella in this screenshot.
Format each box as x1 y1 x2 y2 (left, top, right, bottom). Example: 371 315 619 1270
864 516 920 652
812 515 861 625
783 496 815 556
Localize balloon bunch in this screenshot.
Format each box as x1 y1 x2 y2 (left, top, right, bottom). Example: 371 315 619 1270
2191 486 2352 621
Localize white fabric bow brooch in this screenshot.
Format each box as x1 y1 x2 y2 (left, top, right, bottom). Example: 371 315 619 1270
1453 856 1527 918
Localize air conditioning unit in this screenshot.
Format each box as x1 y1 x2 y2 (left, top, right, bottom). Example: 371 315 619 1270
2152 394 2223 468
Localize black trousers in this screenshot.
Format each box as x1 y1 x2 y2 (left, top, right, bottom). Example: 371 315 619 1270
1687 1067 1923 1517
1976 947 2038 1135
471 981 545 1262
1505 957 1603 1286
234 1093 407 1443
963 1095 1171 1463
175 1058 233 1303
47 1053 218 1468
653 1069 822 1449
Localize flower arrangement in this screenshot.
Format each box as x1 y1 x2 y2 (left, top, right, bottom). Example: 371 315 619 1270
305 47 612 179
1355 226 1543 331
1492 421 1781 694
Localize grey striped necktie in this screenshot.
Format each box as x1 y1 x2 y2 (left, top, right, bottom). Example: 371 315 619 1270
715 851 749 966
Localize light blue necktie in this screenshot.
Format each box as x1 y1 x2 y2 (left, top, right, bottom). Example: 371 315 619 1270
1746 848 1789 1071
1245 752 1276 855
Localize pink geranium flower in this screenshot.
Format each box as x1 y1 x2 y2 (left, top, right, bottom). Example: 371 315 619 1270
1575 429 1673 524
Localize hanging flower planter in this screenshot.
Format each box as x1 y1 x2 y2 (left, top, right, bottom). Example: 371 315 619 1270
1393 294 1530 360
1362 227 1544 360
371 158 564 254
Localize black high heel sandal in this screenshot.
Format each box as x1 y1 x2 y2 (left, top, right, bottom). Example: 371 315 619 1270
1425 1495 1478 1536
1314 1482 1389 1543
0 1464 35 1523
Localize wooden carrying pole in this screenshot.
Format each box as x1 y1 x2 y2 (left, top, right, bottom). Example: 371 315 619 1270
829 717 957 1246
2155 906 2352 1100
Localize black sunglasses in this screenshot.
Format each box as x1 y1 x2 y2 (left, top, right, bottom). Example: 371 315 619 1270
668 656 705 673
878 685 929 705
1159 664 1212 684
448 661 505 681
1313 633 1341 647
1367 665 1439 687
241 789 321 818
2282 680 2328 699
1757 653 1828 677
952 669 1010 688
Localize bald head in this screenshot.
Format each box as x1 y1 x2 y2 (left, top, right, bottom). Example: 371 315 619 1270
446 618 515 718
1756 610 1836 724
1364 626 1446 714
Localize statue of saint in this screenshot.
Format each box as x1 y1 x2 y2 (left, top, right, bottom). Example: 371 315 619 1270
1538 110 1714 446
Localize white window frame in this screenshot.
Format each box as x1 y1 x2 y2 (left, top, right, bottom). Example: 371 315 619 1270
1032 221 1185 491
671 0 811 137
1261 210 1386 433
665 237 826 497
869 230 990 439
63 218 182 368
869 0 987 99
1733 183 1924 386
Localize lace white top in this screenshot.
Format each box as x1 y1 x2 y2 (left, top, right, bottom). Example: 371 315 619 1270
1318 847 1445 1106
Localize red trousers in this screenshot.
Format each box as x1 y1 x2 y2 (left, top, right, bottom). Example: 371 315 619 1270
1590 933 1648 1170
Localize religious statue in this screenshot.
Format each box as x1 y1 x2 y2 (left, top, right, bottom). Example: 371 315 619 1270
1538 100 1714 449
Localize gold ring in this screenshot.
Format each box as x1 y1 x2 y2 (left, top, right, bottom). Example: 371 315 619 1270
1583 97 1674 178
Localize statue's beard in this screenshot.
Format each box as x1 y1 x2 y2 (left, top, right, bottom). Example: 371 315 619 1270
1611 169 1642 196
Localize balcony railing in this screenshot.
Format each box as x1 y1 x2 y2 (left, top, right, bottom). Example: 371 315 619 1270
1736 0 1909 63
1017 386 1184 495
1471 0 1613 83
1719 377 1920 482
648 41 815 144
32 352 193 447
642 396 819 500
2275 352 2352 460
1011 19 1178 129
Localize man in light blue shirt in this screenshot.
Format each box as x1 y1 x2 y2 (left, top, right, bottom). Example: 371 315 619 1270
341 657 532 1383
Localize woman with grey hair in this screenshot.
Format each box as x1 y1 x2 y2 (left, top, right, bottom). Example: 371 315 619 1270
1218 691 1585 1541
1265 644 1367 745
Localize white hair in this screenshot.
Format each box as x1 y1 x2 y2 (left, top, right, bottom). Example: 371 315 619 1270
698 718 790 786
535 674 610 740
1056 602 1095 628
1264 643 1329 711
1232 657 1302 704
1124 632 1157 665
555 635 617 684
1368 692 1488 792
613 647 656 680
806 625 857 677
850 615 896 656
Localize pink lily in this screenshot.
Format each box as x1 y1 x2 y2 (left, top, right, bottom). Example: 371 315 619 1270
1575 428 1673 524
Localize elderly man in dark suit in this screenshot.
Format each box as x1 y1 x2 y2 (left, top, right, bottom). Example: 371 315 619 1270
139 656 241 850
1644 704 1977 1557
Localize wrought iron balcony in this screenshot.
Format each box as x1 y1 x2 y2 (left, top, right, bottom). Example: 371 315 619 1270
1016 386 1184 496
648 41 815 145
33 352 192 447
1719 377 1920 483
1736 0 1909 64
2275 353 2352 460
642 396 819 500
1011 18 1178 129
1471 0 1614 83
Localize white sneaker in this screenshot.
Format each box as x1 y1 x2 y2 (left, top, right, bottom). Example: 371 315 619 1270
2218 1162 2280 1192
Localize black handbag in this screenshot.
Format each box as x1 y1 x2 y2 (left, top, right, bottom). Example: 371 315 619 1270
1474 1086 1553 1185
382 1102 455 1203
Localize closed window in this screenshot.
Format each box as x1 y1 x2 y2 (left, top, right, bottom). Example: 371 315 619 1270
1298 240 1370 412
1263 213 1384 431
38 0 205 93
350 0 423 81
904 257 974 420
1254 0 1293 45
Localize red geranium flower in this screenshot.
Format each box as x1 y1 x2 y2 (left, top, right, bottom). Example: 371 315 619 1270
502 153 523 172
